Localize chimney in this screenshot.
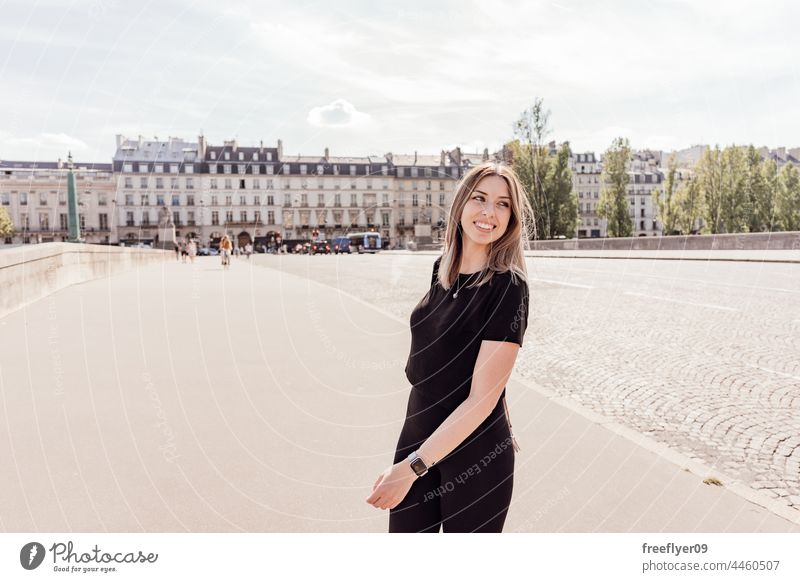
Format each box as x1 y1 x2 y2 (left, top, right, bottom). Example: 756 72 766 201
277 139 283 159
440 150 446 166
413 150 417 165
198 134 206 158
115 134 124 148
259 140 263 152
482 147 489 162
385 152 393 165
324 147 329 161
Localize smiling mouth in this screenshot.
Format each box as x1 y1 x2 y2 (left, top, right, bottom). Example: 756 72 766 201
473 221 496 233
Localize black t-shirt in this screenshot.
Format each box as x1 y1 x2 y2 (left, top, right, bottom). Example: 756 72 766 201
404 256 529 412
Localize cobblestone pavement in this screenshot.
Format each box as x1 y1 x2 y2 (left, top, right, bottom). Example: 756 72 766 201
254 253 800 515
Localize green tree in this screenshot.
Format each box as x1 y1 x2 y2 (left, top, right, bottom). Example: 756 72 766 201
758 158 779 231
0 207 14 238
674 176 706 235
776 163 800 231
511 97 577 239
597 137 632 237
546 142 578 237
696 146 724 233
651 154 680 235
719 145 747 233
513 97 551 239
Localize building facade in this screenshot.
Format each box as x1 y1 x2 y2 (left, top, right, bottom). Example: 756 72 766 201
0 159 115 245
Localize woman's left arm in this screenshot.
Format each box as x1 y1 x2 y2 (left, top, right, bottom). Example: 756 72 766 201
366 340 519 510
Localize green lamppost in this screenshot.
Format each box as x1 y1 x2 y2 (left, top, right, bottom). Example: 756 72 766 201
66 151 82 242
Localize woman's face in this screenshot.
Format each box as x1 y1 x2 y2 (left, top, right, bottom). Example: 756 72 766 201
459 174 513 247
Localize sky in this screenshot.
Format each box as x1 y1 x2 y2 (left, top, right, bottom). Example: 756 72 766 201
1 0 798 162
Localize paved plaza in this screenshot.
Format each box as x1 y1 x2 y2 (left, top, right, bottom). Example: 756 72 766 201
0 252 798 532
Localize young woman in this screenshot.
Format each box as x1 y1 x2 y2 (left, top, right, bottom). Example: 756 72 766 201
366 162 533 533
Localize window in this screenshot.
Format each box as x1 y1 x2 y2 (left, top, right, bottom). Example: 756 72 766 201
382 193 388 206
238 152 244 161
239 179 246 189
439 193 445 206
238 164 246 174
239 210 247 222
284 194 291 206
254 210 261 223
267 210 274 224
186 178 194 190
187 211 195 225
334 193 341 206
170 177 179 189
300 164 307 175
640 208 645 217
301 193 307 206
224 164 231 174
239 195 247 205
155 178 163 189
211 211 219 225
125 211 134 226
225 195 232 206
125 194 134 205
39 213 49 229
253 195 260 206
317 194 325 206
267 152 273 161
141 195 149 206
412 193 418 206
252 152 258 161
140 177 148 189
172 195 180 206
172 211 180 225
20 213 28 228
317 164 323 174
61 213 69 229
156 195 165 206
211 195 218 206
0 192 8 205
39 192 48 205
225 211 233 223
124 177 132 188
140 212 148 226
225 179 232 189
381 165 388 176
123 163 133 173
185 164 194 174
224 151 230 160
253 178 260 189
154 164 164 173
139 164 148 173
266 195 273 205
350 193 357 206
209 164 217 174
426 192 431 206
210 178 218 190
210 152 217 160
187 195 194 206
252 165 260 175
170 164 179 173
350 165 356 175
266 165 274 174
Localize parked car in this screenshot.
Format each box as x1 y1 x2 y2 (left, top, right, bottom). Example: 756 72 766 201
198 247 219 256
311 240 331 255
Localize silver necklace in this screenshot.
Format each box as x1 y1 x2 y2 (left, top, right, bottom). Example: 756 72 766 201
452 271 478 299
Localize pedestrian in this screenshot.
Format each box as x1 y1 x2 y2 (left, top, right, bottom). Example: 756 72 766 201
174 240 180 261
245 242 252 259
366 162 532 533
219 235 232 268
187 239 197 263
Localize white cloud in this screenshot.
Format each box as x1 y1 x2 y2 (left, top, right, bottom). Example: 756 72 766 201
0 133 89 158
307 100 371 129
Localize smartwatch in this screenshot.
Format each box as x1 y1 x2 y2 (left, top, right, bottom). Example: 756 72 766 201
407 451 429 477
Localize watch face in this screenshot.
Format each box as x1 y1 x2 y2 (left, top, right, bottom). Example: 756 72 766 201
410 457 427 475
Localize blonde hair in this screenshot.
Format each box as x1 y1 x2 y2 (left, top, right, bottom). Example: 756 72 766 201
437 162 533 291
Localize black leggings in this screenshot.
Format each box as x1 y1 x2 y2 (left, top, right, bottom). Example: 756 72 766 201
389 390 515 533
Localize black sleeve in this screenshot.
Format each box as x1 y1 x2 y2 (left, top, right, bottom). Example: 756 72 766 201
481 273 529 346
431 256 442 287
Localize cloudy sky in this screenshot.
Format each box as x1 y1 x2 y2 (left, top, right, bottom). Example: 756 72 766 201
1 0 798 161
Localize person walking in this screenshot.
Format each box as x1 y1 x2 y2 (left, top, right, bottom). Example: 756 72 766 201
219 235 232 269
366 162 532 533
245 242 252 259
187 238 197 263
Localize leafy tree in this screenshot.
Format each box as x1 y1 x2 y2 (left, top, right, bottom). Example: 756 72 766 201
0 207 14 238
758 158 779 231
719 145 747 233
776 163 800 231
511 97 577 238
597 137 632 237
675 176 706 235
651 154 680 235
696 146 724 233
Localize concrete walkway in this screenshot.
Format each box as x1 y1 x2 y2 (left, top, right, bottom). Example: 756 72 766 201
0 257 796 532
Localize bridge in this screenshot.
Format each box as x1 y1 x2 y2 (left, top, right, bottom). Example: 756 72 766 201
0 244 798 532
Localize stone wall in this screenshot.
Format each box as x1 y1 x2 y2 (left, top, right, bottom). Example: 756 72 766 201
531 232 800 251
